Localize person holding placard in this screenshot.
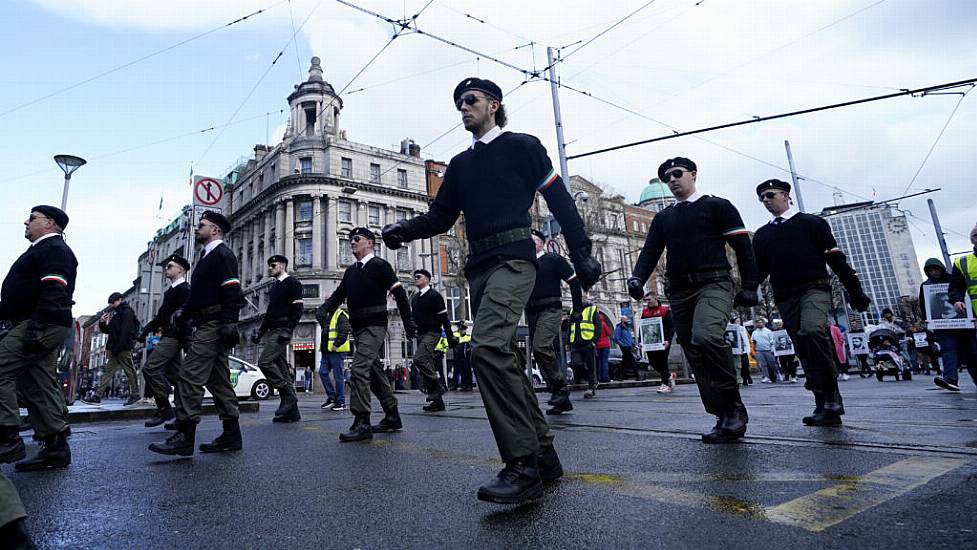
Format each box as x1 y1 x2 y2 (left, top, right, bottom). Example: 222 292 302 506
920 257 977 392
641 294 675 392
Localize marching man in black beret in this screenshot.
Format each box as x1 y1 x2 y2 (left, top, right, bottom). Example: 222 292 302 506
409 268 457 413
746 179 871 426
83 291 140 406
150 210 245 456
252 254 304 424
628 158 759 444
137 254 192 428
316 228 415 442
382 77 601 504
0 205 76 471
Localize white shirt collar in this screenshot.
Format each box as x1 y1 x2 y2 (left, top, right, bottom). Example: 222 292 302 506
203 239 223 257
357 252 375 266
471 126 503 149
30 232 60 247
536 250 546 259
769 207 798 223
418 285 430 295
276 272 290 282
171 277 187 288
679 190 705 204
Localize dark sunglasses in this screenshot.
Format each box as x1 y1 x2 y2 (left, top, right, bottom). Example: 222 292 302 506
413 274 425 279
350 236 364 242
28 214 51 222
664 169 691 181
759 191 782 201
455 94 481 110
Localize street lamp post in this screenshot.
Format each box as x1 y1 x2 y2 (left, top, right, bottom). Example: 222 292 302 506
54 154 87 210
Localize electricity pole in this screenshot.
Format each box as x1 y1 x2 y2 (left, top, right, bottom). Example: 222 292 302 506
784 140 805 213
547 47 570 184
928 198 952 269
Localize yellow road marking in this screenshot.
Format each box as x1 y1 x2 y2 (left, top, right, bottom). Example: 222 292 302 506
765 456 971 532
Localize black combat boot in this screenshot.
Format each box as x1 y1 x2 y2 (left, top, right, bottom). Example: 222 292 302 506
163 419 178 431
15 430 71 471
0 426 26 464
802 392 826 425
340 414 373 442
148 421 196 456
0 516 35 550
545 389 573 416
274 386 291 417
199 418 243 453
477 454 543 504
372 407 403 433
537 445 564 482
273 387 301 423
805 389 844 426
145 407 175 428
422 396 446 412
720 402 749 440
701 416 725 443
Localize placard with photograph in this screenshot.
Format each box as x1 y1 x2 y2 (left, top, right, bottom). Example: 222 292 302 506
725 323 745 354
912 332 929 348
640 316 665 352
847 332 870 355
772 329 795 357
923 283 975 330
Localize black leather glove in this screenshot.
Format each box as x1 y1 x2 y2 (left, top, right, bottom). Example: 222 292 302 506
569 311 582 324
627 277 645 301
218 323 240 349
23 321 47 354
572 255 602 291
277 328 293 344
733 289 759 308
381 221 409 250
404 320 417 340
251 332 263 345
849 291 871 312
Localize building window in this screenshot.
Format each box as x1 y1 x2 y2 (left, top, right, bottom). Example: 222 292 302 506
303 103 317 136
396 246 410 272
341 157 353 178
300 157 312 174
396 208 410 222
370 163 381 184
302 284 319 298
338 238 353 266
297 199 313 222
397 169 408 189
338 200 352 223
297 238 312 266
446 286 463 322
368 205 381 226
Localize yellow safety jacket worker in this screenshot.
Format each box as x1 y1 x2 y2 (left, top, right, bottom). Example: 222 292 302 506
326 309 351 353
953 254 977 308
453 331 471 344
570 305 598 344
435 332 449 353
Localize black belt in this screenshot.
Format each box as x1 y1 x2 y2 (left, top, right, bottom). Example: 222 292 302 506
349 305 387 320
774 278 832 300
189 305 222 326
469 227 532 256
527 296 563 311
666 269 730 290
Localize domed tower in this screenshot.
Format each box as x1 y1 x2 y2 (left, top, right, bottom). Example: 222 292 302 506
285 56 342 140
638 177 675 213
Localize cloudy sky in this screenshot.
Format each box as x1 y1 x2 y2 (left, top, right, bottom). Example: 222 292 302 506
1 0 975 315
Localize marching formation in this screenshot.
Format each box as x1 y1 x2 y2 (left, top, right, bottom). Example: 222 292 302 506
1 76 976 543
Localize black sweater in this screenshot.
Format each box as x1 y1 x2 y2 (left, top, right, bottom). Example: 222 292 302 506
259 275 304 334
320 256 412 331
527 252 583 313
185 243 245 323
143 281 190 340
410 287 453 336
0 234 77 327
399 131 592 273
631 195 758 289
99 302 137 354
753 212 863 299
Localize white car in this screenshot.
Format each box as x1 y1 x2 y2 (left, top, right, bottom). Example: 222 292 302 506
203 356 271 401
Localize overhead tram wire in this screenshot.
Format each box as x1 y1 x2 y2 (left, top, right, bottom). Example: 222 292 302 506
900 84 974 195
566 78 977 160
550 0 661 69
0 2 286 121
288 0 306 83
197 1 324 166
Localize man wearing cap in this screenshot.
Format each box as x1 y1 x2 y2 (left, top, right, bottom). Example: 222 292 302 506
527 229 581 415
149 210 245 456
410 268 457 413
316 228 415 442
382 77 601 504
251 255 304 423
0 205 76 471
83 292 140 406
627 158 758 444
749 178 870 426
136 254 192 428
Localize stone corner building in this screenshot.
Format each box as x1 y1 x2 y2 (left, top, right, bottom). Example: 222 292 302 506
223 57 437 376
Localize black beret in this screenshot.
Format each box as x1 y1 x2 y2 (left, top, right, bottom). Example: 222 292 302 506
531 229 546 241
201 210 231 234
413 268 432 279
882 308 893 315
108 292 124 304
453 77 503 105
162 254 190 271
349 227 376 242
657 157 697 181
32 205 69 229
756 178 791 196
267 254 289 266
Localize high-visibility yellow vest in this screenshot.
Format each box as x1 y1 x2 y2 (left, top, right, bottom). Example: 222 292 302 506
953 253 977 308
435 333 449 352
326 309 350 353
570 305 597 344
453 331 471 344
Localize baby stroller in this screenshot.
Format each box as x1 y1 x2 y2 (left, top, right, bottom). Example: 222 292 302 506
868 327 912 381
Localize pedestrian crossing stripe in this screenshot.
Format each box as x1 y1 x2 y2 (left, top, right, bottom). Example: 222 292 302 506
221 278 240 287
40 274 68 286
